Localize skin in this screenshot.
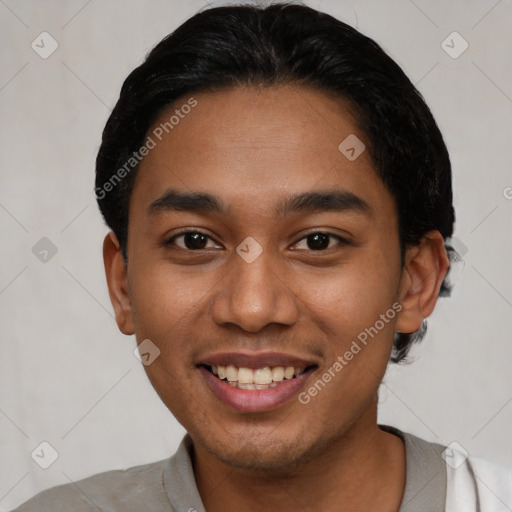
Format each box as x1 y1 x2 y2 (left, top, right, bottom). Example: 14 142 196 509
104 85 449 511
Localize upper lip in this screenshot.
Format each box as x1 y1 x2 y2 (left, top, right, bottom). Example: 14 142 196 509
199 351 319 369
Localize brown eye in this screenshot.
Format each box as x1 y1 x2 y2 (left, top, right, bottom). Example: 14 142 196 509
306 233 330 250
165 231 221 250
293 232 348 251
181 232 208 250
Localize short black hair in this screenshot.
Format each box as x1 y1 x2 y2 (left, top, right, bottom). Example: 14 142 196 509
95 2 455 363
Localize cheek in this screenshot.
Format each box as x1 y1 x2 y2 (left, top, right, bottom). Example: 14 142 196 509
295 254 400 336
128 266 202 408
130 259 208 320
302 269 400 418
127 262 210 373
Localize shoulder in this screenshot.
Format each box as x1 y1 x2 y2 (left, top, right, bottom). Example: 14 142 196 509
447 454 512 511
381 424 512 510
11 458 172 512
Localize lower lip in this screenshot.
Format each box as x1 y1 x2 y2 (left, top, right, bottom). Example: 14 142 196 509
199 366 314 413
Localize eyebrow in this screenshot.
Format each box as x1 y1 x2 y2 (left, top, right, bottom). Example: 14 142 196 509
147 188 371 218
148 189 230 216
276 189 371 217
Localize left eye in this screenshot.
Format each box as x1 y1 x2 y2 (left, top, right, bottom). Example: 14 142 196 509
293 232 347 251
166 231 221 250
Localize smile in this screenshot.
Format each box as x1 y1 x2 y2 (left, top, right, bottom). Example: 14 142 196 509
198 354 318 412
205 364 307 390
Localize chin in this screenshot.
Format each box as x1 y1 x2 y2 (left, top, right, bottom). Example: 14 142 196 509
195 426 326 473
217 442 307 471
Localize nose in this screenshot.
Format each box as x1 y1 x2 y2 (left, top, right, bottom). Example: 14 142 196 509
210 249 300 333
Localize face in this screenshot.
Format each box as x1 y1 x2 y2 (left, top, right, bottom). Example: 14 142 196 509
110 86 413 471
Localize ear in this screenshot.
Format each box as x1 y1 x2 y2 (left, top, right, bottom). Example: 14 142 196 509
395 231 449 334
103 231 135 335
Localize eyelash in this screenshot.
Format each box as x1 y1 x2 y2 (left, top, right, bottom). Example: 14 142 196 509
163 230 220 250
163 229 350 252
294 233 350 251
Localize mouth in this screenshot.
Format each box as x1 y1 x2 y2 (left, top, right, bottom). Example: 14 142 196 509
201 364 314 390
197 354 319 412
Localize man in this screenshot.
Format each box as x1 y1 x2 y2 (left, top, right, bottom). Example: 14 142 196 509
13 2 511 511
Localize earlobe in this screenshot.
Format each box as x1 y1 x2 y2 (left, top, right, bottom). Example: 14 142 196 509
395 231 449 334
103 232 135 335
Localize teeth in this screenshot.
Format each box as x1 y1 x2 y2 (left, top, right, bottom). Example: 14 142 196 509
238 382 256 390
284 366 295 380
238 367 254 384
271 366 284 382
225 365 238 382
254 367 273 385
239 382 274 390
209 364 307 388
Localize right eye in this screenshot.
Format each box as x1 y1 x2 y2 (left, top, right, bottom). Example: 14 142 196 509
163 230 223 251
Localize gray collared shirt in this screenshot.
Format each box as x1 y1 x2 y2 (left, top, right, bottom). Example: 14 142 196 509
12 426 447 511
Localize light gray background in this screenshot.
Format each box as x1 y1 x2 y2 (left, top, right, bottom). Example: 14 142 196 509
1 0 511 509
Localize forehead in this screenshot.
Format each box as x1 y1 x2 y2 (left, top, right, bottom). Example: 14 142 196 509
131 85 391 219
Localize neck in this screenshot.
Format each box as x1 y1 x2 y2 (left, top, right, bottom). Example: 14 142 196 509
192 408 406 512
